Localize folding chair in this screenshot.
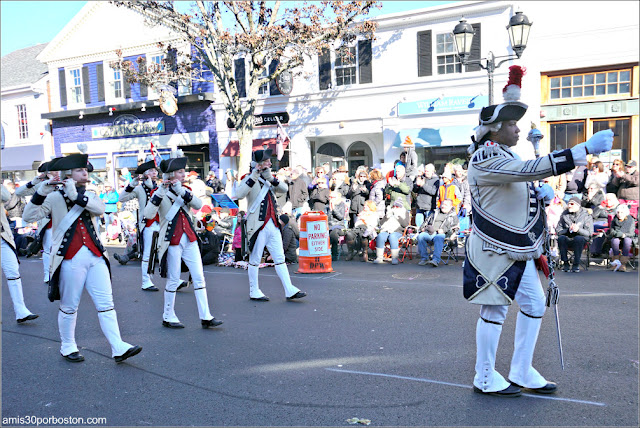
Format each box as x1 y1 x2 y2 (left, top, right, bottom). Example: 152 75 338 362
441 228 460 265
562 236 592 271
398 226 417 262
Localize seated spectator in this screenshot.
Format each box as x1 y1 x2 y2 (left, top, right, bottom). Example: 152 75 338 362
279 214 299 264
416 198 459 267
606 159 625 195
374 197 410 265
582 183 607 226
344 200 379 262
348 169 371 227
368 169 387 221
556 197 594 273
605 203 637 272
328 191 348 261
612 159 639 205
309 177 330 212
197 220 220 265
413 163 439 228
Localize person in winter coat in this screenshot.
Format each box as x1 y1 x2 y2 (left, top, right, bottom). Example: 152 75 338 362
279 214 299 264
100 183 119 227
287 167 309 219
232 211 245 262
563 165 587 203
413 163 440 227
368 169 387 220
327 191 348 261
556 197 594 272
3 182 24 228
308 166 329 191
453 164 472 217
581 183 606 224
344 200 379 262
416 198 459 267
605 159 625 195
384 164 412 211
206 171 224 194
584 161 609 191
437 171 461 214
309 178 330 212
605 203 637 272
612 159 639 203
374 197 410 265
329 167 350 198
347 170 370 227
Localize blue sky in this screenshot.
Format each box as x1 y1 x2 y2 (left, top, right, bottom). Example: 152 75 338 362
1 1 454 57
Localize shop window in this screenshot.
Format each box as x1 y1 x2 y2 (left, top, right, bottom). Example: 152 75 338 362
593 118 631 163
88 156 108 186
16 104 28 139
116 155 139 169
550 68 631 100
549 121 585 152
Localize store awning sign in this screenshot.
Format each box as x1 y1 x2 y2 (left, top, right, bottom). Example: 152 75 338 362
398 95 488 116
91 120 165 139
397 125 475 148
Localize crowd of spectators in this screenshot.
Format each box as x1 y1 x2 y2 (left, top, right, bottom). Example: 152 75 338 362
3 149 638 273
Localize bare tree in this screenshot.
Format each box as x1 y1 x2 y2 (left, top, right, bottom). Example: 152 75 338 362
111 0 379 178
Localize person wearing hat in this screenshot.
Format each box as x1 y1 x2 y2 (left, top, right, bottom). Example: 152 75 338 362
555 196 594 273
117 158 161 291
22 153 141 363
143 151 223 329
463 65 613 397
235 148 306 301
16 158 61 285
611 159 638 203
2 184 39 324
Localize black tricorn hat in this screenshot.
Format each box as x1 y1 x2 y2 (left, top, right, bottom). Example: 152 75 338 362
160 157 187 174
135 159 157 175
252 148 272 163
49 153 90 171
38 157 62 173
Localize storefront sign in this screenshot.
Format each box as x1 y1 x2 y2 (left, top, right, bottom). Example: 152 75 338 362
227 112 289 129
92 121 165 139
398 95 489 116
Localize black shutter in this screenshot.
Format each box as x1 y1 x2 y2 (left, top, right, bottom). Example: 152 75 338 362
58 69 67 107
234 58 246 98
167 48 177 73
465 23 482 72
318 48 331 90
417 30 432 77
124 76 131 99
358 39 372 84
96 63 105 102
269 60 281 96
139 56 148 97
82 66 91 103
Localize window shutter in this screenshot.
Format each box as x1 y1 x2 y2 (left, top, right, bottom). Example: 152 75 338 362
167 48 178 73
234 58 246 98
318 48 331 90
82 66 91 103
124 76 131 99
96 63 105 102
139 56 148 97
417 30 432 77
358 39 372 84
58 69 67 107
269 60 281 96
465 23 482 72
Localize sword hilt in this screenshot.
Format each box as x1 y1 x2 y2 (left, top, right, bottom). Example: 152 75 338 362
546 280 559 307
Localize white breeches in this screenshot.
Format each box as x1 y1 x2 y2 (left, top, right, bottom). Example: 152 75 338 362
475 259 548 392
58 246 131 357
42 228 52 282
140 222 159 288
2 239 34 319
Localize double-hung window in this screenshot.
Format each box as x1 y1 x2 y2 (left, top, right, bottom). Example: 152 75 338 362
335 46 357 86
69 68 83 104
16 104 28 140
112 67 123 99
436 33 461 75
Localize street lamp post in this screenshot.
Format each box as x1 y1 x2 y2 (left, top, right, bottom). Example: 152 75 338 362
453 11 533 104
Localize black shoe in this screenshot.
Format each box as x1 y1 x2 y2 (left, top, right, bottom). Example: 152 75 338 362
114 345 142 363
162 321 185 329
250 296 270 301
571 264 580 273
345 251 355 261
201 318 224 328
177 281 190 291
561 262 570 272
44 281 49 287
142 286 159 292
17 314 39 324
510 380 557 394
473 384 521 397
286 291 307 301
62 352 85 363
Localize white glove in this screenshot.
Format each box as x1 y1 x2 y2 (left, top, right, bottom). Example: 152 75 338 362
31 175 45 186
154 184 167 198
585 129 614 155
171 181 185 196
250 167 261 180
129 176 140 187
535 183 555 204
36 179 57 196
64 178 78 200
261 168 274 182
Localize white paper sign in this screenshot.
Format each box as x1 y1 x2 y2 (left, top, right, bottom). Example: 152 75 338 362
307 220 329 256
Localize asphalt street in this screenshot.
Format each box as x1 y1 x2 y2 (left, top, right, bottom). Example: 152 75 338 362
2 246 639 427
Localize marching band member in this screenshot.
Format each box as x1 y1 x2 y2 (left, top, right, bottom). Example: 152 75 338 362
144 152 223 329
23 153 141 363
2 184 39 324
15 158 60 286
463 66 613 397
235 149 307 302
118 157 160 291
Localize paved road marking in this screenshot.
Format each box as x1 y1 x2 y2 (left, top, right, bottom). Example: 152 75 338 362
202 268 342 281
326 368 607 407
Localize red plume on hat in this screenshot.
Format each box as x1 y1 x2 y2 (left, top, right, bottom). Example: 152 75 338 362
502 65 526 102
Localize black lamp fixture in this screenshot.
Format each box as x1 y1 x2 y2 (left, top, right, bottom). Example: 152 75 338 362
507 11 533 58
452 18 475 64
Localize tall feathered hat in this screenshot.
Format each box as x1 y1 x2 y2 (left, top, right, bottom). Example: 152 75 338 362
473 65 528 144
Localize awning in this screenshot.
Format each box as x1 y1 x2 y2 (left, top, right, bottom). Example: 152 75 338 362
395 125 475 148
1 144 45 171
220 137 289 157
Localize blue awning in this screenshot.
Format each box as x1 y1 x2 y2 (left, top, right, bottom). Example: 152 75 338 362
1 144 45 171
395 125 475 148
